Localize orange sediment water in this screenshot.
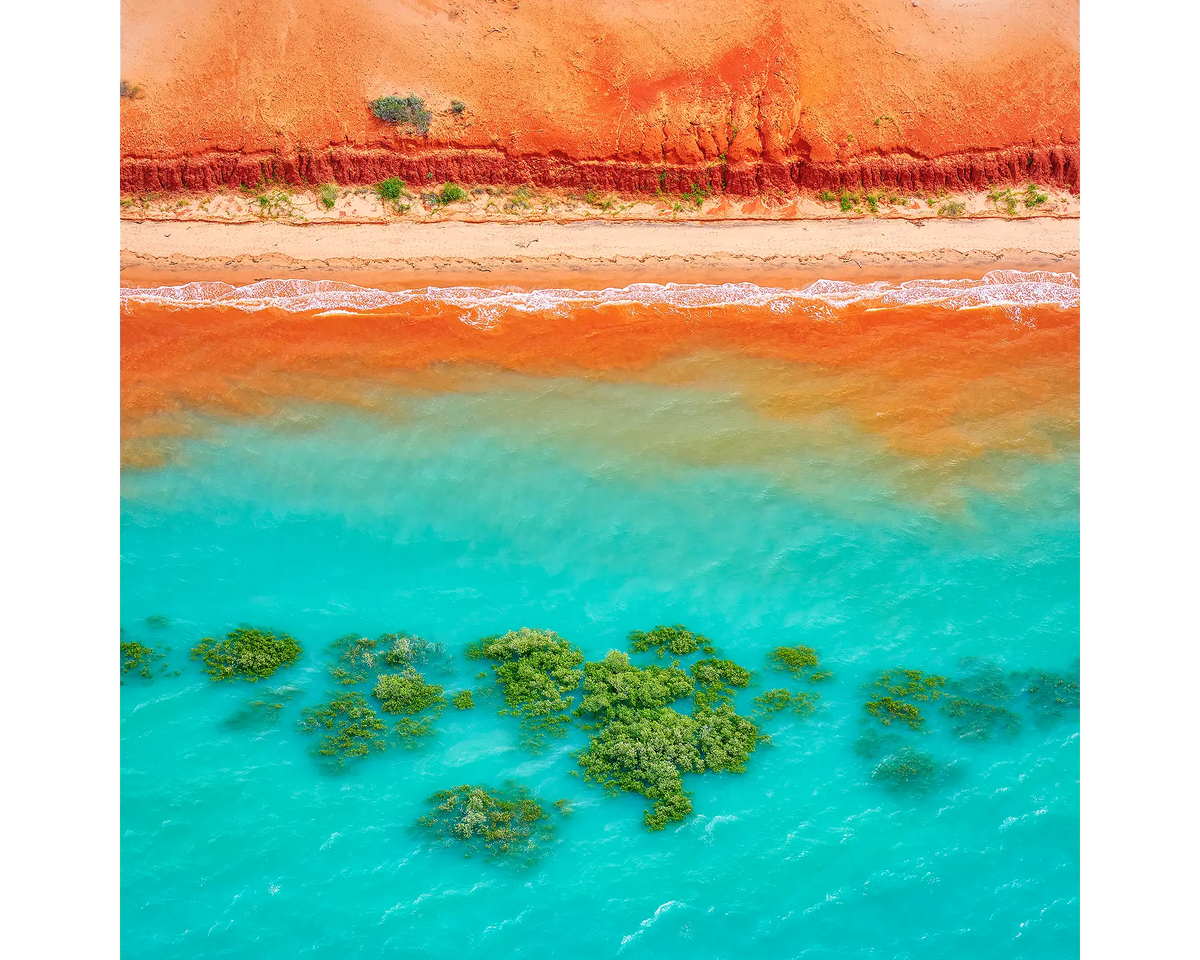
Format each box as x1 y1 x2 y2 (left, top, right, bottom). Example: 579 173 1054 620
120 275 1079 475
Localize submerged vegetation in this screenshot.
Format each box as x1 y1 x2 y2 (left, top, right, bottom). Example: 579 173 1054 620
942 660 1021 740
191 628 302 682
299 692 388 764
872 747 940 793
467 628 585 749
416 783 558 863
1015 664 1080 725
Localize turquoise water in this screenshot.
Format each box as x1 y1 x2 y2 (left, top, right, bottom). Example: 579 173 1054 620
121 371 1079 957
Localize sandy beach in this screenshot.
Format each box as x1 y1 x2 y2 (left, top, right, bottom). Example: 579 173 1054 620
121 216 1079 287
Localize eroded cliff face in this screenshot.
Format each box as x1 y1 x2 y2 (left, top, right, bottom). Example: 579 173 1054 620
120 0 1080 194
120 144 1079 195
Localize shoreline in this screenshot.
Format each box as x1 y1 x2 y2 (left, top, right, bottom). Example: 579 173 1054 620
121 217 1079 288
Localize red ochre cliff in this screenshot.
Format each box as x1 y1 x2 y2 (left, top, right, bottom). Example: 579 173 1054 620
120 0 1080 196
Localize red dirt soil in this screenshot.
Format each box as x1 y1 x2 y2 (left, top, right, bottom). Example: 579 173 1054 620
120 0 1079 196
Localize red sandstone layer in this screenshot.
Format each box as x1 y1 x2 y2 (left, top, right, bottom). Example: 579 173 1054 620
121 144 1079 195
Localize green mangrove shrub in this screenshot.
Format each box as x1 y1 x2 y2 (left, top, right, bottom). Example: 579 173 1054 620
452 690 475 710
767 645 820 677
370 94 432 134
752 688 819 718
576 705 703 830
690 657 751 710
120 640 163 681
373 669 447 746
863 669 946 728
380 632 454 674
628 624 709 658
574 652 762 830
328 634 380 685
373 669 446 715
466 628 584 749
191 627 301 682
299 692 387 764
416 783 558 863
575 650 693 723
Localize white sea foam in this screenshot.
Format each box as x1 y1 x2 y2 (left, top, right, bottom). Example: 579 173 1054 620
119 271 1080 322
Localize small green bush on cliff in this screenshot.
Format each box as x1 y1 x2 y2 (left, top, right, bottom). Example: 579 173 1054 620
370 94 432 134
375 177 406 202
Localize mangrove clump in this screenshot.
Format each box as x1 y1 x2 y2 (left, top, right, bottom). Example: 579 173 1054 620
863 668 947 728
628 624 708 658
373 669 446 746
575 652 762 831
328 634 380 685
299 692 387 764
380 632 454 675
690 657 751 710
768 645 820 677
191 627 301 682
121 640 163 681
576 705 702 830
575 650 693 723
452 690 475 710
753 688 819 718
466 628 585 749
416 783 557 863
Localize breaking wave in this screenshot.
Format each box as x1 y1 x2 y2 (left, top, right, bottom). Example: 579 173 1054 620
120 271 1079 324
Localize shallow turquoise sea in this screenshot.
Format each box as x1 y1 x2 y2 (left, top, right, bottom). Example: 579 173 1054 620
121 301 1079 958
